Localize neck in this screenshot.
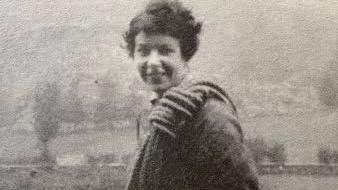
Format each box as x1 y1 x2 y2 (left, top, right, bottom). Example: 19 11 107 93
154 89 166 98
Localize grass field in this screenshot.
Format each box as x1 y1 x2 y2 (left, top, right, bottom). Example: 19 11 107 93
260 175 338 190
0 166 337 190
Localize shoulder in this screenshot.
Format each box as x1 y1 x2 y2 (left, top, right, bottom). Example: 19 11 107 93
194 98 243 142
202 99 237 121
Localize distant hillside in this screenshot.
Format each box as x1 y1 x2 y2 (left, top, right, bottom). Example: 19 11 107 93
242 110 338 163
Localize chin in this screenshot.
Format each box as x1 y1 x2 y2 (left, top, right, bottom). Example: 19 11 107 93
149 83 171 93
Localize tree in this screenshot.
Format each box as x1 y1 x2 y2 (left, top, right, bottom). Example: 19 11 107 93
331 150 338 164
267 142 287 165
61 76 85 128
93 76 147 131
33 81 61 163
318 147 331 164
245 136 268 164
93 77 120 129
319 62 338 109
317 146 338 164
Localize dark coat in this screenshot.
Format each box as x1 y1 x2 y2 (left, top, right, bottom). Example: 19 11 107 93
127 98 260 190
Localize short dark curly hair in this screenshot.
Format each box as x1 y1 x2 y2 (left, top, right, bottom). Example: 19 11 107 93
123 0 202 62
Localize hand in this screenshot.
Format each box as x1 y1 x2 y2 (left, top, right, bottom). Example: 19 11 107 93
149 81 232 137
149 86 203 137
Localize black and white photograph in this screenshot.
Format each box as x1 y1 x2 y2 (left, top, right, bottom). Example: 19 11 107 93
1 0 337 189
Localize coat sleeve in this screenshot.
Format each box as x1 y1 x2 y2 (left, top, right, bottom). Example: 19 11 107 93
193 99 260 190
126 136 149 190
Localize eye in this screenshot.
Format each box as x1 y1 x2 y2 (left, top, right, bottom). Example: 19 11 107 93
137 47 150 56
159 47 173 56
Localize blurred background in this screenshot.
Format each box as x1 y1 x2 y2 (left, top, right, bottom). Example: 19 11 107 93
0 0 337 189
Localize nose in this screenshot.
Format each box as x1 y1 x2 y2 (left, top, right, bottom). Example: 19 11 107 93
148 50 161 67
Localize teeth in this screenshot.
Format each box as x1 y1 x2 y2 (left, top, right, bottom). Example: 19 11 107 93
146 69 165 75
148 73 165 76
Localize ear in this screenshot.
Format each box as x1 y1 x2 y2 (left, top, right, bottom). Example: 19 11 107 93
183 61 190 71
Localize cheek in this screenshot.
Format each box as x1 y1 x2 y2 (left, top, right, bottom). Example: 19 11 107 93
171 59 186 75
136 62 147 80
134 57 145 72
162 63 173 77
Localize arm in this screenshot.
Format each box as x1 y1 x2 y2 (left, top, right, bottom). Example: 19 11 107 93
126 137 149 190
194 99 260 190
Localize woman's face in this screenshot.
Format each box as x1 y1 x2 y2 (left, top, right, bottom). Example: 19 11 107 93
133 31 189 94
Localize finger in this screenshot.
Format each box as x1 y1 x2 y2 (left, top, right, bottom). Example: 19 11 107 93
151 122 176 138
149 107 175 123
190 81 228 101
163 91 197 114
158 98 193 118
151 105 174 117
166 88 203 108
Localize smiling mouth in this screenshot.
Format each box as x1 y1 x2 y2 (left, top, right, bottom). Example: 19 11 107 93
147 72 166 77
146 72 167 84
140 62 173 84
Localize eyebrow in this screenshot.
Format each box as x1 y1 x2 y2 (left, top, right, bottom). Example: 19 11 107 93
137 44 149 49
159 44 172 49
137 43 173 49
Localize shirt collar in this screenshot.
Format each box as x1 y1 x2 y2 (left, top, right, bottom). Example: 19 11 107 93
150 92 160 105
